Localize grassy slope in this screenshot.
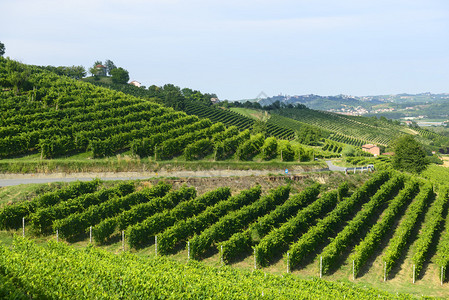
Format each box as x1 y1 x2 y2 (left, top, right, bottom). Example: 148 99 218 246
0 149 327 174
81 75 113 84
229 107 267 121
0 182 66 206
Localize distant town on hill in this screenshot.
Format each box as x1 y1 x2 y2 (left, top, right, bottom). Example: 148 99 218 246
237 93 449 126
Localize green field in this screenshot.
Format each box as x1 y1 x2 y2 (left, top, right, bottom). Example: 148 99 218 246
229 107 268 120
2 56 449 299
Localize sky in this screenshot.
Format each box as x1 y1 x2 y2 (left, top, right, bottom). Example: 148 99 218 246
1 0 449 100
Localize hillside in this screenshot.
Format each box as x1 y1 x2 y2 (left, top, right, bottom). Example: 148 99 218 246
3 56 449 299
273 107 413 146
0 58 318 168
1 169 449 298
254 93 449 123
2 57 446 177
89 80 296 140
226 105 446 151
87 80 447 151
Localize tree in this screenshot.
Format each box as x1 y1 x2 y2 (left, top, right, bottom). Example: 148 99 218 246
50 65 86 79
147 85 162 98
67 65 86 79
392 135 428 173
0 41 5 56
5 59 30 94
251 119 267 136
110 67 129 84
104 59 116 75
295 124 322 146
341 145 355 157
89 61 106 77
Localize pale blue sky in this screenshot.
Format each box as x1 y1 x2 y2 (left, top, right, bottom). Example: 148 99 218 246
2 0 448 100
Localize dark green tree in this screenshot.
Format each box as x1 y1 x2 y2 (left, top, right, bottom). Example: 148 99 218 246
341 145 355 157
251 119 267 136
89 61 106 77
0 41 5 56
110 67 129 84
147 85 162 97
295 124 322 146
158 84 184 110
67 65 86 79
392 135 428 173
104 59 116 75
5 59 30 94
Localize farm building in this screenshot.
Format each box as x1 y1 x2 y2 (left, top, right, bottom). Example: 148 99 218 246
362 144 380 156
129 80 141 87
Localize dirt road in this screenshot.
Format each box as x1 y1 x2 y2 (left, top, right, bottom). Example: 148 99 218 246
0 169 297 186
0 161 375 186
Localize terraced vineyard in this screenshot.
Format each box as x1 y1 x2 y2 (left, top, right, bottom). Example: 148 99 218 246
273 108 413 146
2 57 449 299
86 82 296 141
327 133 368 147
2 171 448 288
184 101 295 140
0 58 298 161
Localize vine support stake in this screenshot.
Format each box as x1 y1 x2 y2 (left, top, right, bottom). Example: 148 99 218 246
56 229 59 242
155 236 158 257
320 256 322 279
413 265 415 284
122 230 125 252
220 245 224 266
254 248 257 270
352 260 355 280
441 266 444 286
287 252 290 274
188 241 190 261
90 226 92 244
384 261 386 282
22 217 25 237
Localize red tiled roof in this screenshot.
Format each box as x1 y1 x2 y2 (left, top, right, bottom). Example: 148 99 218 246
362 144 378 149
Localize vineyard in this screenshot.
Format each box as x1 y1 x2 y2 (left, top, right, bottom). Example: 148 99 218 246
272 108 415 146
86 67 445 151
0 237 417 299
2 56 449 299
2 57 443 171
1 169 449 298
90 80 296 141
183 101 295 140
0 58 305 163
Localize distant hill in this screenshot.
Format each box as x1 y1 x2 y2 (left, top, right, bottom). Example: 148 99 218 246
258 94 371 111
87 78 447 150
240 93 449 121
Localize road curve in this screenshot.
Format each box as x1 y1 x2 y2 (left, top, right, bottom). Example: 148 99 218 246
325 160 374 173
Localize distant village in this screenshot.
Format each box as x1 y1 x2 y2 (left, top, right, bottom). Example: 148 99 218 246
328 105 448 127
328 106 393 116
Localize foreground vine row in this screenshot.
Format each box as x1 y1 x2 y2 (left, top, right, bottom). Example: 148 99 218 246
0 237 415 299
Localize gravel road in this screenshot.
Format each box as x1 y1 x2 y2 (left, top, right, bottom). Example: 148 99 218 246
0 169 286 186
0 161 373 187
